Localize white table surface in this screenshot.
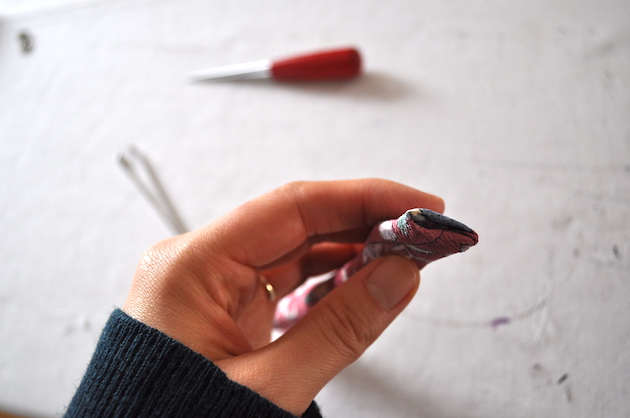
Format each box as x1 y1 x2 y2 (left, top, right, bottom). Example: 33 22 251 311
1 0 629 416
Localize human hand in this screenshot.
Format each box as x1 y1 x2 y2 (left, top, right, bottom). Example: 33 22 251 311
123 179 444 415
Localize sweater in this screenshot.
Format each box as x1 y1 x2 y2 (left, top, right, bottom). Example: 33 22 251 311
64 309 322 418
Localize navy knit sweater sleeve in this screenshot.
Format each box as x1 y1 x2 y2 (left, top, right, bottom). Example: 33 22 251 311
64 309 322 418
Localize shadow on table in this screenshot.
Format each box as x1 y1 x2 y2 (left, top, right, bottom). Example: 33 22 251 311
194 71 419 102
330 360 475 418
279 71 417 102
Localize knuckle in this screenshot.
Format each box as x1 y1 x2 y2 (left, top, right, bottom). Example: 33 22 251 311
279 181 309 200
139 238 176 272
136 235 198 279
284 180 309 190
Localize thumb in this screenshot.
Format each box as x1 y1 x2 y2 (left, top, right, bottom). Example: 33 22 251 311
218 256 420 416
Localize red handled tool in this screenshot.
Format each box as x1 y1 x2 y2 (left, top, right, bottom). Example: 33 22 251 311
186 47 361 82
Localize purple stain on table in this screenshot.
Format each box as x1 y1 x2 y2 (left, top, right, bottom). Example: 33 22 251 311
490 316 511 330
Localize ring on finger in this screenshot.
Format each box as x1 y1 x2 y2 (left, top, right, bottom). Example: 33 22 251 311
259 275 276 302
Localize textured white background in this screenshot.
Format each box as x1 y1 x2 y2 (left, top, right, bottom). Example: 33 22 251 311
1 0 629 416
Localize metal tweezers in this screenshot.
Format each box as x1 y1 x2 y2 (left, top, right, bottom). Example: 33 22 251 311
118 146 188 235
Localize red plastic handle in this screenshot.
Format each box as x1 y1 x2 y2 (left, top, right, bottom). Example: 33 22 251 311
271 47 362 81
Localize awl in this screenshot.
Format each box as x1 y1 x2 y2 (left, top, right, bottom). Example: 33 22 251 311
186 47 361 82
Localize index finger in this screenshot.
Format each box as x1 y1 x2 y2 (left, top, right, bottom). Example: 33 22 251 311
202 179 444 268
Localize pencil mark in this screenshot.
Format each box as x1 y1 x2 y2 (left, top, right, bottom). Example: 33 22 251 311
18 30 34 53
490 316 511 330
583 34 630 61
564 387 573 402
613 245 621 260
405 298 548 329
531 364 573 402
551 215 573 231
531 363 544 378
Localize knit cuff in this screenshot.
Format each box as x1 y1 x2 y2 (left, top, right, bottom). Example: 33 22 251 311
65 309 321 418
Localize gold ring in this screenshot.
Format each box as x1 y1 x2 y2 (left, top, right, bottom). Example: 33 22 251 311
259 275 276 302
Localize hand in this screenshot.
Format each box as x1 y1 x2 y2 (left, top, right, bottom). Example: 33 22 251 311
123 179 444 415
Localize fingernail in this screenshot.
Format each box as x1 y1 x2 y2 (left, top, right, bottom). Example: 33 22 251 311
365 256 419 310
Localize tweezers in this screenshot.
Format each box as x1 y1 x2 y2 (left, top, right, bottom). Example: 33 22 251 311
118 146 188 235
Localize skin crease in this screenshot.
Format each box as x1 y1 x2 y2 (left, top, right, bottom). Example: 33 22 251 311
123 179 444 415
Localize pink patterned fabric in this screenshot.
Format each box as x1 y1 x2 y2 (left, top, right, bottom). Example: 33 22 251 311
273 209 479 330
